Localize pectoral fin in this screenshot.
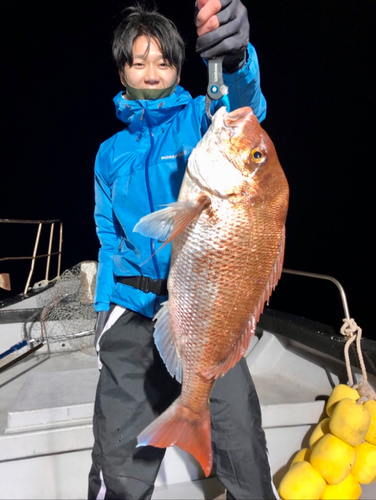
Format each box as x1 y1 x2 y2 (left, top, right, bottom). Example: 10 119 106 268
133 198 211 252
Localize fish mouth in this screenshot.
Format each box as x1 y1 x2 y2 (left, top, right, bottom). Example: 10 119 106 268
224 107 254 129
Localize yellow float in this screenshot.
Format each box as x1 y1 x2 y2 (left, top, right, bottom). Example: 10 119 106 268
325 384 360 417
352 442 376 484
277 314 376 498
309 433 357 484
289 448 311 468
320 473 362 500
309 418 330 449
329 398 371 446
278 460 326 500
364 399 376 445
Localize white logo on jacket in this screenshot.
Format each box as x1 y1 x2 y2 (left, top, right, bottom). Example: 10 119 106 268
161 150 187 160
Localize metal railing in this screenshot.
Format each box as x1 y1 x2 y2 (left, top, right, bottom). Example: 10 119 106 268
0 219 63 295
282 268 351 321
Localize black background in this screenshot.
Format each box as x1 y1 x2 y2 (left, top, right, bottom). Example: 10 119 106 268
1 0 375 338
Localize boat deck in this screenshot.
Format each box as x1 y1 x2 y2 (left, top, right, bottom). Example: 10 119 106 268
1 302 376 499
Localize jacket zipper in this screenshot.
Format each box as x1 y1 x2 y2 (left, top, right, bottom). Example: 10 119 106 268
143 108 162 297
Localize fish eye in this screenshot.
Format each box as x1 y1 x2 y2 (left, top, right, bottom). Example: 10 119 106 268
251 148 266 163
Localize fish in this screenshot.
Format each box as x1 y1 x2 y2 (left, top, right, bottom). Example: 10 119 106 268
133 105 289 477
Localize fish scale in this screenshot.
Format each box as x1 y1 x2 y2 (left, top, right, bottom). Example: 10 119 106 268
171 208 252 357
134 106 289 476
168 205 255 416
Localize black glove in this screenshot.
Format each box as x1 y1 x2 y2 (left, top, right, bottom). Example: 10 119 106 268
94 310 110 349
195 0 250 73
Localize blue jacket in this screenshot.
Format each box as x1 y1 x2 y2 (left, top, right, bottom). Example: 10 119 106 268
94 43 266 317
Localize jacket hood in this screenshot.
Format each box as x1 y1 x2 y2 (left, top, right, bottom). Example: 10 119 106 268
113 85 193 128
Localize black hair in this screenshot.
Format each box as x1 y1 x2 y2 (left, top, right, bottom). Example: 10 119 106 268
112 2 185 75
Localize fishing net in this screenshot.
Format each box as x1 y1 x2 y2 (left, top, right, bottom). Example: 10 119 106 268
24 261 97 355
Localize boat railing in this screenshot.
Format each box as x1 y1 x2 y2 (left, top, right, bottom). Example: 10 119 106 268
282 268 351 321
0 219 63 295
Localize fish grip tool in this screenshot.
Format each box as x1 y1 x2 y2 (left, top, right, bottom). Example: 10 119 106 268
205 56 230 120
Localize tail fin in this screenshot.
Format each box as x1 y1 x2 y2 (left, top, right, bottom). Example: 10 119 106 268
137 397 212 477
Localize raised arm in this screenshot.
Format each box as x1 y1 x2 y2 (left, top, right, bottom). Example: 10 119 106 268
195 0 266 121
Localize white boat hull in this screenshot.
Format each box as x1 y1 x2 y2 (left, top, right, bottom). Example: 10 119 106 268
1 293 376 499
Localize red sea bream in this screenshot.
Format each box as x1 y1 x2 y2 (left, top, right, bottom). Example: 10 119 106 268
133 105 289 476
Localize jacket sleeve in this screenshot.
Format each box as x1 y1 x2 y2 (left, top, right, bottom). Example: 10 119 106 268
222 42 266 122
93 148 118 312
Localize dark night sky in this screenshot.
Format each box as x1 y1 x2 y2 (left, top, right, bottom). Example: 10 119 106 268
1 0 375 339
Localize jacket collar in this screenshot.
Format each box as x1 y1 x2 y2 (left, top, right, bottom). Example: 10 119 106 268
113 85 192 129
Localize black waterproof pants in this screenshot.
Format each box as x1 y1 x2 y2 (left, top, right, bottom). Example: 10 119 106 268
88 309 277 500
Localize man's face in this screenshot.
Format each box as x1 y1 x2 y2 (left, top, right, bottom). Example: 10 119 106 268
121 35 179 90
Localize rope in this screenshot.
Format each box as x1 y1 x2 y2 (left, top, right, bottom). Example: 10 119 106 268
340 318 376 402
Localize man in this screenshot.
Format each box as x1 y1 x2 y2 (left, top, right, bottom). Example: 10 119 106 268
89 1 277 499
